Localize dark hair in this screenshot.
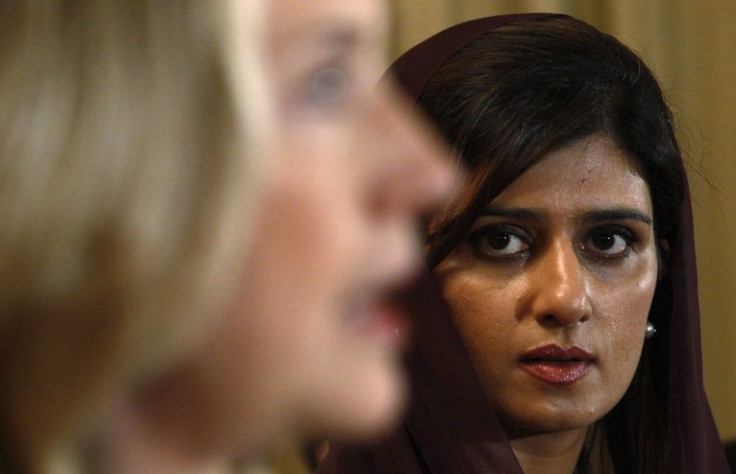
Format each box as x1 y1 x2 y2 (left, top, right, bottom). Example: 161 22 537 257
417 16 684 473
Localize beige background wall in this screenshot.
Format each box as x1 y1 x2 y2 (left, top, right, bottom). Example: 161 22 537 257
390 0 736 442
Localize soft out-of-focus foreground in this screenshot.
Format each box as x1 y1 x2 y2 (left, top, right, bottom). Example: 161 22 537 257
390 0 736 442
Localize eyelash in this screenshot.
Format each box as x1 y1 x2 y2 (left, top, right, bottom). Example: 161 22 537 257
467 224 532 260
466 224 640 262
580 225 638 261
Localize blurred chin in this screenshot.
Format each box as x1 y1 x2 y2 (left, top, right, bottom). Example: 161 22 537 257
306 359 408 441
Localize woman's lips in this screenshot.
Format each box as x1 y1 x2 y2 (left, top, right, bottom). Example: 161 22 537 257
519 344 595 385
367 303 411 348
342 269 423 350
343 298 411 350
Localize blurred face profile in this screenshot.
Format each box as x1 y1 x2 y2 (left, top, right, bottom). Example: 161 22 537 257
152 0 454 457
437 135 657 440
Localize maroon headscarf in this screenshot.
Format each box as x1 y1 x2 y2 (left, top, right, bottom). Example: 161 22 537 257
318 14 730 473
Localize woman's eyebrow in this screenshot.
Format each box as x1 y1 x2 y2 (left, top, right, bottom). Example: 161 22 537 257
312 25 361 51
480 206 543 221
283 20 363 54
479 206 653 225
274 21 362 57
581 208 653 225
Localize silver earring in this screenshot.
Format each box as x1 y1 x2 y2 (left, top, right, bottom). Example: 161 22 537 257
645 321 657 339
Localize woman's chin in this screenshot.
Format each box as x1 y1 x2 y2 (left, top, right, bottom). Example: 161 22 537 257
308 361 408 441
353 372 407 438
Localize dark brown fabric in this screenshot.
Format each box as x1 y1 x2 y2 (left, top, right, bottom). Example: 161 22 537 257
386 14 556 101
665 185 730 472
318 14 730 474
725 438 736 472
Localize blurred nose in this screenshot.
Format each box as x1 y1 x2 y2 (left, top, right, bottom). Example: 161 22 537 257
366 80 457 216
529 238 591 328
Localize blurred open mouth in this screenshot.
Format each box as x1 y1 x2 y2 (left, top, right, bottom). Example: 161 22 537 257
341 246 425 350
519 344 595 385
341 297 411 350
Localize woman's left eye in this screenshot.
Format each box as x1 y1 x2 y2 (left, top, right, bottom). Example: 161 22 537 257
306 65 352 109
583 228 634 258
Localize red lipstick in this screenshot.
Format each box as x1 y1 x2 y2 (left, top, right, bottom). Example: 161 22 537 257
519 345 594 385
343 296 412 351
364 302 412 349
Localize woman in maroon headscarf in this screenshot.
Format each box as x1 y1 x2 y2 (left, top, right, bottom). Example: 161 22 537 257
317 14 730 473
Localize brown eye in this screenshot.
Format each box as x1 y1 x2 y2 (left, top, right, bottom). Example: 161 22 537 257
584 228 634 258
469 225 531 258
592 234 618 251
489 233 512 250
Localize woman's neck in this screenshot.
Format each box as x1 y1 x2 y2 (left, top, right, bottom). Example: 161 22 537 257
508 427 587 474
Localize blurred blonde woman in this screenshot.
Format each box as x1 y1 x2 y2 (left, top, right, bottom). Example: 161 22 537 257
0 1 270 471
0 0 456 473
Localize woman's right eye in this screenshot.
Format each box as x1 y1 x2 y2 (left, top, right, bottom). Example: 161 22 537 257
468 225 531 258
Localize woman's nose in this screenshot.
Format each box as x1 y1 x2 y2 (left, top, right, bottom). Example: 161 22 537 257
365 80 457 216
529 239 591 328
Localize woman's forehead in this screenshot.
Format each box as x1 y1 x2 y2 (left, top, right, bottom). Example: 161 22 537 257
484 135 651 216
267 0 388 50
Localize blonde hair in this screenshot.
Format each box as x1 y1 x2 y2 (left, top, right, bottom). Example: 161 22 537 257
0 1 269 471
